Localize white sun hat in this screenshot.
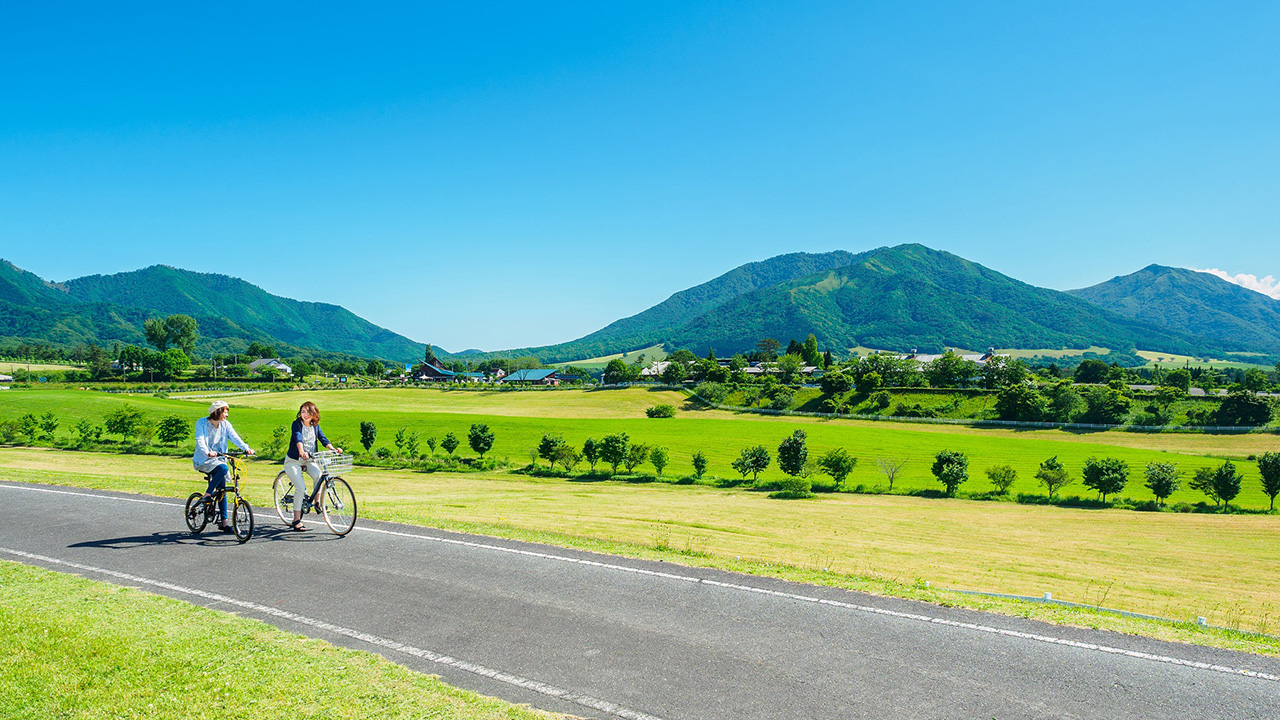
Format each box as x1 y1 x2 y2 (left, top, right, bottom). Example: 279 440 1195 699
208 400 230 415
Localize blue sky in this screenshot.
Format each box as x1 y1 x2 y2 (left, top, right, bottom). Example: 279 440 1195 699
2 2 1278 351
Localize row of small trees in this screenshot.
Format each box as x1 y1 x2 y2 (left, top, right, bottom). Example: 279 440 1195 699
0 407 191 448
930 449 1280 510
353 421 495 461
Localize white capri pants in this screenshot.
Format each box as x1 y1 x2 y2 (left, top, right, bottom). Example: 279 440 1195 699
283 458 324 508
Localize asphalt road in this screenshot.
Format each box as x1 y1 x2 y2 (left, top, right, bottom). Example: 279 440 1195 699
2 481 1277 719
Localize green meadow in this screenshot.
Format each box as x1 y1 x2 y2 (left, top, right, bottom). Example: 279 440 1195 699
3 386 1276 507
0 560 565 720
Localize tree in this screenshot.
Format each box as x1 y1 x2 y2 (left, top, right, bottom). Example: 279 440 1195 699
1143 462 1180 508
1189 466 1220 506
649 447 670 476
360 421 377 452
985 465 1017 494
1044 381 1083 423
925 351 979 388
1210 460 1243 510
441 432 459 456
599 433 629 475
153 348 191 379
931 450 969 496
468 424 494 458
801 334 821 366
876 458 906 491
262 426 288 458
394 428 407 455
1216 389 1274 426
755 338 781 362
1162 368 1192 392
366 360 385 377
691 450 708 479
777 430 808 477
820 371 853 395
980 356 1029 389
118 344 146 375
582 437 600 470
103 405 144 441
555 444 582 472
538 433 567 468
144 314 198 354
817 448 857 489
1036 456 1072 498
1079 386 1131 425
1081 457 1128 502
1257 452 1280 511
158 414 189 446
776 354 805 385
406 431 420 458
1242 368 1269 392
38 412 59 441
731 445 770 482
17 413 39 442
624 443 651 473
603 359 638 385
994 384 1046 422
246 341 276 359
1074 359 1112 384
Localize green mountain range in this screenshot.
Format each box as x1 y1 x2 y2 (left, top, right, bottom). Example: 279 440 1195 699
0 261 424 361
1067 265 1280 354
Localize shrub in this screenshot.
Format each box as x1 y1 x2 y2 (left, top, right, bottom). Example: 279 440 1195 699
692 382 730 404
555 444 582 472
869 391 891 411
777 430 808 477
0 419 19 444
767 389 794 411
691 450 708 479
646 404 677 418
375 446 393 459
73 419 103 447
821 371 853 395
770 476 813 499
1081 457 1129 502
104 405 144 441
38 412 58 441
406 431 420 458
985 465 1017 494
18 413 40 442
468 423 494 458
931 450 968 496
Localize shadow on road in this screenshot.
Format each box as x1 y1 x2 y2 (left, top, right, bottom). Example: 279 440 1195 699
68 526 344 549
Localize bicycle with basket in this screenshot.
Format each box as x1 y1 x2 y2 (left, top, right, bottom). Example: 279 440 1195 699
271 449 358 536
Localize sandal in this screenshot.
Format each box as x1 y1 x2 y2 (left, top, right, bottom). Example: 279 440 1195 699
288 520 307 531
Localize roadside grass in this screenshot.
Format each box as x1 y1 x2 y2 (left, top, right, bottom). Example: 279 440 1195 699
4 387 1279 508
0 560 568 720
3 447 1278 657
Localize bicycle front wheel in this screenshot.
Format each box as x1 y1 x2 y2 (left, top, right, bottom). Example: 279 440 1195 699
184 492 208 533
231 497 254 543
321 477 357 536
272 471 294 525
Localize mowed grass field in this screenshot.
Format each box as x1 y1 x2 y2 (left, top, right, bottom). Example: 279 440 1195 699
0 560 566 720
4 386 1276 507
3 446 1278 654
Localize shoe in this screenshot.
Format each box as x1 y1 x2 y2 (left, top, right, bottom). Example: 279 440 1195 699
218 524 234 533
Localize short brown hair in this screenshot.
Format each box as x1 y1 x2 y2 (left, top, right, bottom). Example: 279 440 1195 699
297 401 320 424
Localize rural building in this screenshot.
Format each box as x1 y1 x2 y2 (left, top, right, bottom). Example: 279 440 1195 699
501 369 561 385
415 363 458 382
247 358 292 375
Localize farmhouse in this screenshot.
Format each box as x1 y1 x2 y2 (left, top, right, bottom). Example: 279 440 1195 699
902 347 1008 366
247 358 292 375
501 368 561 386
415 361 457 382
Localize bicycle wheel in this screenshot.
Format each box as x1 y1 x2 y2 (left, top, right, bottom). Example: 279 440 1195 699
272 471 295 525
231 497 254 543
184 492 208 533
320 477 357 536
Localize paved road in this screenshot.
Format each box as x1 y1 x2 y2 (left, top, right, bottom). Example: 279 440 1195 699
2 481 1277 719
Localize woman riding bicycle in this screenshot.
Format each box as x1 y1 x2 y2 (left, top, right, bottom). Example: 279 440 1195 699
193 400 255 533
283 401 342 530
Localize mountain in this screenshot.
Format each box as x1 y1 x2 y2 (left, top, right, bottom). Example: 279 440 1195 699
464 245 1228 361
453 250 863 362
0 261 425 362
1067 265 1280 354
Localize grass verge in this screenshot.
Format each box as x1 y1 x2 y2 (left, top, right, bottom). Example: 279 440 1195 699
0 559 568 720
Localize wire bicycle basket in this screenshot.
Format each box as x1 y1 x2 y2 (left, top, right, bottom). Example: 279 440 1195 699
313 450 353 474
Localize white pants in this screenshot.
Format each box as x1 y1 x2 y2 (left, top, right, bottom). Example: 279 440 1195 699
283 458 323 510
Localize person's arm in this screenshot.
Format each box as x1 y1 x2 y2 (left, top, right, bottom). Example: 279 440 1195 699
316 425 335 452
224 421 255 455
292 420 308 460
194 419 215 458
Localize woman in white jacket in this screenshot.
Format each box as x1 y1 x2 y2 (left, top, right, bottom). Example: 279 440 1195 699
193 400 255 532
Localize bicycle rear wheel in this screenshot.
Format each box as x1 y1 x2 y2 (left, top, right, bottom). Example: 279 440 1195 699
231 497 254 543
320 477 357 536
272 471 295 525
184 492 208 533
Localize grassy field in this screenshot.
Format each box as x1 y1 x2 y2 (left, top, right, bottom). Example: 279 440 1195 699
1136 350 1276 371
0 560 566 720
3 386 1279 507
560 344 667 371
2 447 1278 656
0 360 84 374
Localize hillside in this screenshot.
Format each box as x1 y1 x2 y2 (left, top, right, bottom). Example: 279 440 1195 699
1068 265 1280 354
0 261 425 361
453 250 864 362
661 245 1215 356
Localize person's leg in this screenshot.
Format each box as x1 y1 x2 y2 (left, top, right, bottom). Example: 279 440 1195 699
283 460 307 527
305 462 325 509
205 465 229 527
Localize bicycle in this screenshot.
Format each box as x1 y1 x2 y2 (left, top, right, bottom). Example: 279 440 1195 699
185 453 254 543
272 450 358 536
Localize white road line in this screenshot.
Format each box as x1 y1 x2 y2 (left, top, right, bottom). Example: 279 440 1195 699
0 546 668 720
4 482 1278 684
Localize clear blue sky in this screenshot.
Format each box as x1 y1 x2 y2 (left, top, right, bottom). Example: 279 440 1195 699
3 2 1278 351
